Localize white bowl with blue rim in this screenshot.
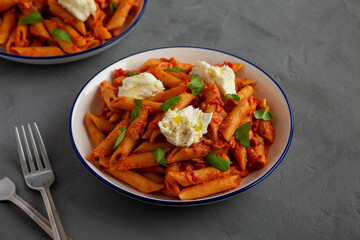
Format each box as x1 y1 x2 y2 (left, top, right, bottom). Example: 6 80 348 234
0 0 147 65
70 46 294 206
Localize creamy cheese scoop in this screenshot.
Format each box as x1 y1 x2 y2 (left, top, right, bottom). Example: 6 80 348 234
58 0 97 21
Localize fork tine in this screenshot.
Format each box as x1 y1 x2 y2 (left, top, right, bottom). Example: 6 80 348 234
21 125 37 172
27 124 44 170
33 123 51 170
15 127 29 174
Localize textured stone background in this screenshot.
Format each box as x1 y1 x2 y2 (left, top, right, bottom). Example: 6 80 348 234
0 0 359 239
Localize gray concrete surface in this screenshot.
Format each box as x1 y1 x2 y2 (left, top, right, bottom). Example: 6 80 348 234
0 0 360 239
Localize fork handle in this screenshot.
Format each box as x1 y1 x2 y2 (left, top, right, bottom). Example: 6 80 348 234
39 187 67 240
9 193 72 240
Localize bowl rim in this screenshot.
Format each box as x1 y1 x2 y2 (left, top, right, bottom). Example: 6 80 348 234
0 0 147 61
69 46 294 206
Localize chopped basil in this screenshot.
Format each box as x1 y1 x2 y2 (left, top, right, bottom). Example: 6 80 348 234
160 96 181 112
51 28 72 43
113 126 127 150
206 153 231 172
187 75 204 96
235 121 251 149
223 94 240 102
128 72 137 76
166 67 182 72
110 2 118 15
151 148 167 166
130 99 143 122
19 11 42 25
254 109 274 120
31 6 40 9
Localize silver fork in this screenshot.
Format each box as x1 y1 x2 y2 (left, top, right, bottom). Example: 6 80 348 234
0 170 71 239
15 123 67 240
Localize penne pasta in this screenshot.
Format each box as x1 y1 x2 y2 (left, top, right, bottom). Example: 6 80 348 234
105 169 164 193
222 99 251 141
85 57 275 200
11 46 65 56
110 96 163 114
0 10 16 45
1 0 138 56
106 0 138 30
134 141 174 153
179 175 241 200
85 111 105 148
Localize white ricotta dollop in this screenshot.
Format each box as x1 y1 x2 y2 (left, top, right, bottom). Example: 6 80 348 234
190 60 236 96
58 0 97 21
158 106 213 147
117 72 165 99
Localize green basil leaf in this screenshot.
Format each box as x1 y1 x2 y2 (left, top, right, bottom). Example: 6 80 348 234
160 96 181 112
130 99 143 122
19 11 42 25
151 148 167 166
113 126 127 150
166 67 182 72
128 72 136 76
110 2 118 15
223 94 240 102
134 98 143 107
254 109 274 120
206 153 231 172
187 75 204 96
51 28 72 43
31 6 40 9
235 121 251 149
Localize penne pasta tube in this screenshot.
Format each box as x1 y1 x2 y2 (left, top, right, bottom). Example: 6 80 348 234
167 143 210 164
139 58 168 71
151 84 187 102
247 133 267 169
135 166 166 175
100 80 118 110
64 25 87 47
231 142 247 171
141 172 164 184
106 0 138 30
85 111 105 148
133 141 174 153
110 96 163 114
169 57 193 73
29 23 52 41
0 10 16 45
5 31 16 54
105 169 164 193
11 46 65 56
0 0 17 13
154 65 183 88
179 175 241 200
173 93 195 110
257 120 274 143
237 85 254 102
15 24 30 47
118 151 162 170
149 128 162 143
168 167 230 187
109 112 122 123
235 78 256 90
89 113 116 133
222 99 251 141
